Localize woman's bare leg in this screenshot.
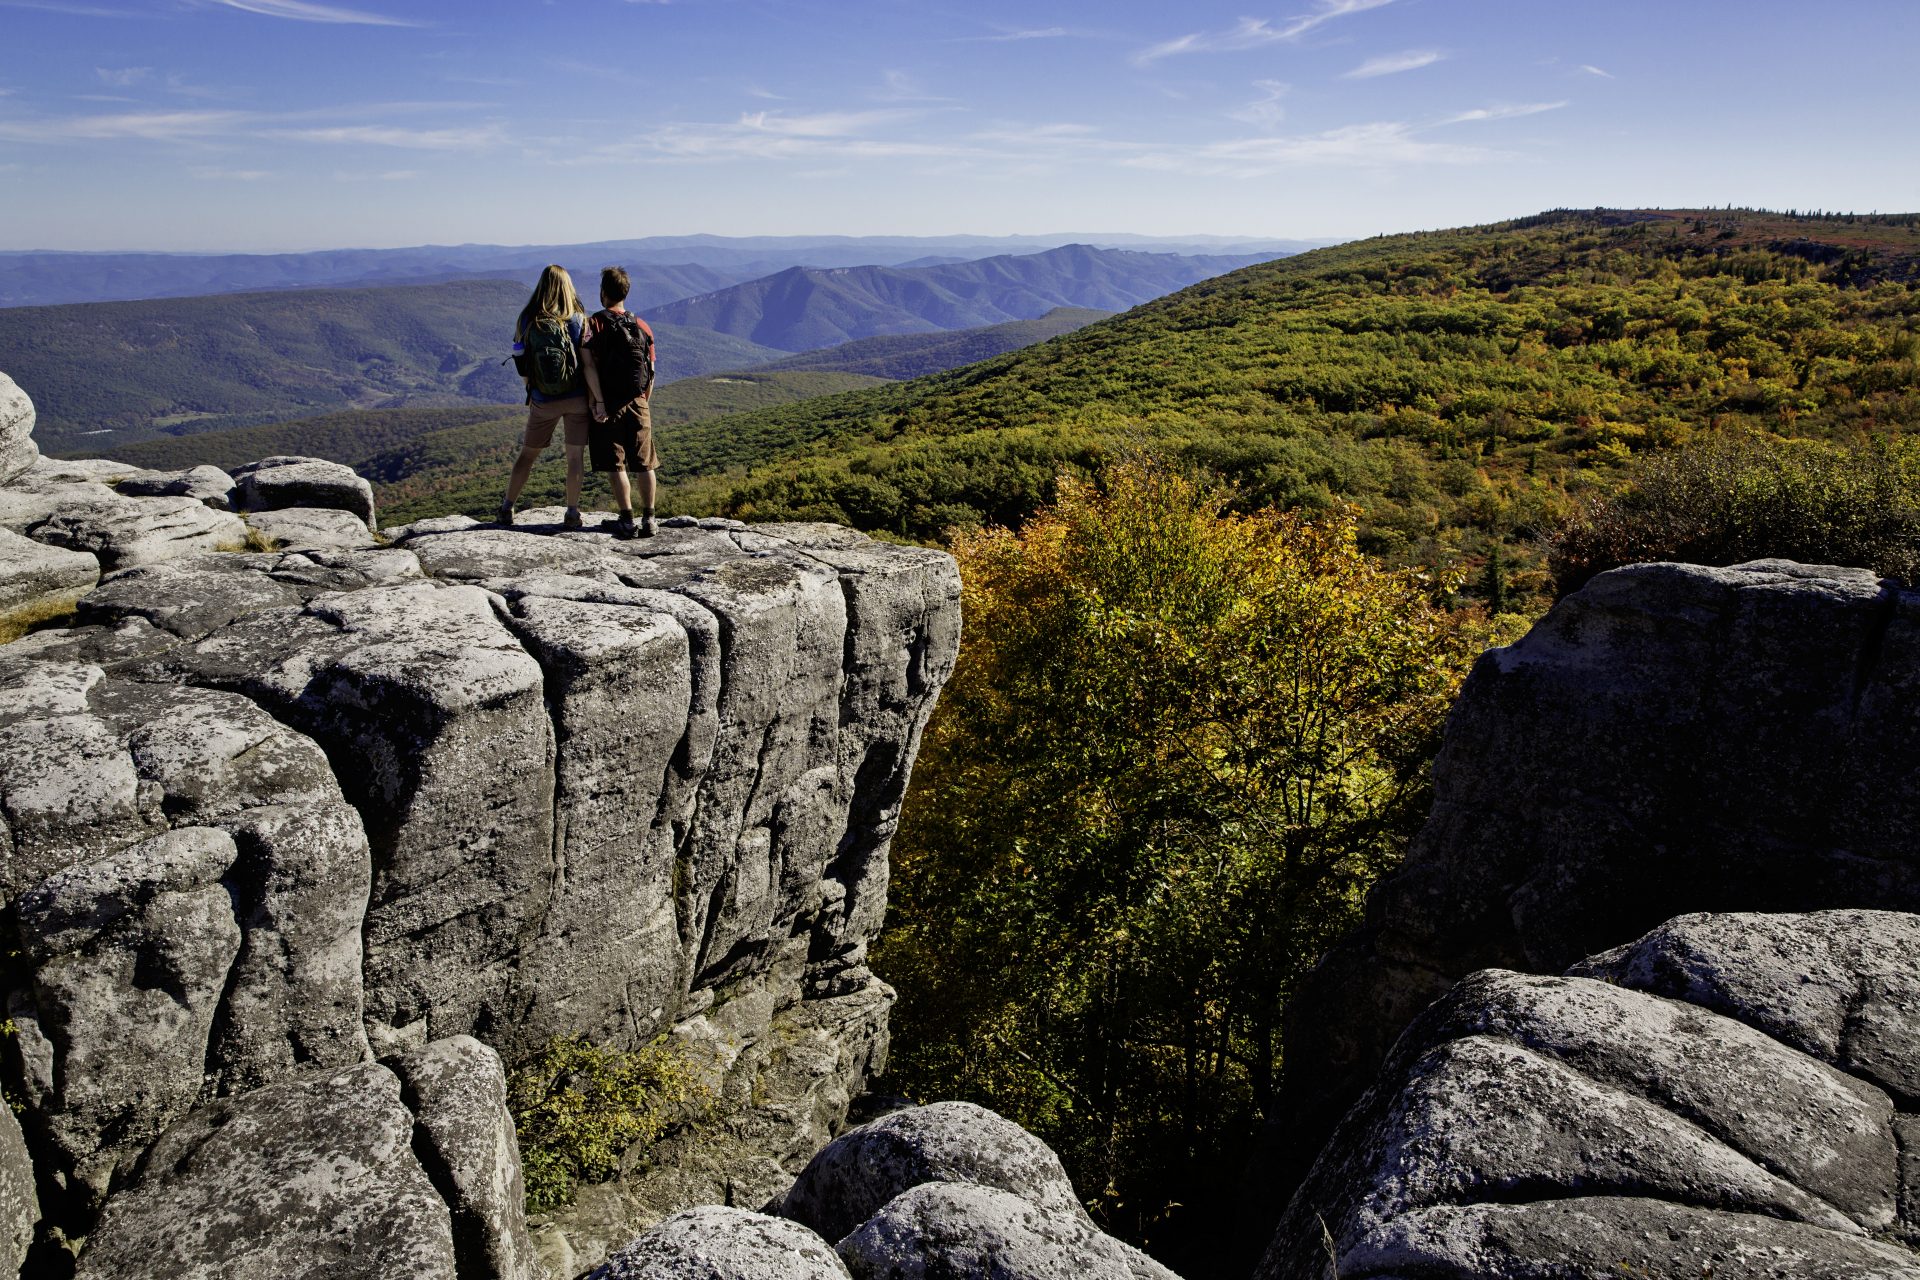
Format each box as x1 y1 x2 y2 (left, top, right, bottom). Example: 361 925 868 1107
564 445 585 510
504 444 543 506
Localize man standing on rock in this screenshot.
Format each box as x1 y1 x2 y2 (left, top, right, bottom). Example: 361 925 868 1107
585 266 660 540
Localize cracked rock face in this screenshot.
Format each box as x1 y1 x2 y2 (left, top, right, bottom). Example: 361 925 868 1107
590 1206 851 1280
1272 560 1920 1225
1260 912 1920 1280
0 384 961 1276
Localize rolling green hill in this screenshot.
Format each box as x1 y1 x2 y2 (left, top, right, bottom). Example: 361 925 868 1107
754 308 1110 379
651 245 1276 351
640 209 1920 605
7 279 785 452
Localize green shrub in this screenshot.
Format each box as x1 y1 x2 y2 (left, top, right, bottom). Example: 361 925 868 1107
1549 432 1920 595
507 1035 712 1213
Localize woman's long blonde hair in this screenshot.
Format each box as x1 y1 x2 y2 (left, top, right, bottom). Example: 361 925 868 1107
518 264 585 339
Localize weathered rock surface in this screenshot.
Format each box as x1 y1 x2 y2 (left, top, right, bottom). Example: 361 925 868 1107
837 1182 1177 1280
244 504 377 549
0 375 962 1278
116 464 236 509
1261 913 1920 1280
75 1059 459 1280
29 491 249 569
589 1206 850 1280
234 455 376 527
1270 560 1920 1233
0 373 35 485
393 1036 541 1280
0 1107 37 1277
781 1101 1093 1245
0 527 96 639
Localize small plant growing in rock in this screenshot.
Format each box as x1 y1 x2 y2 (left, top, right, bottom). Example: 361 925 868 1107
507 1034 713 1213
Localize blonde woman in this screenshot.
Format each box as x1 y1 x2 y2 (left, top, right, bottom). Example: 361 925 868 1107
499 264 605 528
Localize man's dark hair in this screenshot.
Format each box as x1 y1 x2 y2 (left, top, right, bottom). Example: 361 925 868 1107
600 265 631 305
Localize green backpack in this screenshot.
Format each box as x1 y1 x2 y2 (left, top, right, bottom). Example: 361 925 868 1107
524 315 580 397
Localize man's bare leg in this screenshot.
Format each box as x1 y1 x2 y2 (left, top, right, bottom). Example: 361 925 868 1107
611 465 632 513
639 467 657 536
504 444 543 507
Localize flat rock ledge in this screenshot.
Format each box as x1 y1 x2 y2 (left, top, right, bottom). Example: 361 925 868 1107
0 386 962 1279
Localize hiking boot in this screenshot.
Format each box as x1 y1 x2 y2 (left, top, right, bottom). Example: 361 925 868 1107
612 513 638 540
562 507 583 530
495 501 515 527
639 512 656 538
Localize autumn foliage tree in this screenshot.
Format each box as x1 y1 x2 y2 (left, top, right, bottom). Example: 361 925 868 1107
876 462 1480 1264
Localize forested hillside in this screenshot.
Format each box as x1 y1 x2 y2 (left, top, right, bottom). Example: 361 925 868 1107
755 308 1109 379
655 209 1920 606
9 279 785 450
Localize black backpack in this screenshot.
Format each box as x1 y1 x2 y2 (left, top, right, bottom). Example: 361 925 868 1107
524 315 581 397
594 310 655 403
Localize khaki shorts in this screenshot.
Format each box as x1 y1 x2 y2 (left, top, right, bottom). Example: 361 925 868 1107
523 395 592 449
589 397 661 473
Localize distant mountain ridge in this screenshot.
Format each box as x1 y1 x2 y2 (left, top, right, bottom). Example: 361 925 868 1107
0 233 1322 308
652 245 1278 351
6 278 784 450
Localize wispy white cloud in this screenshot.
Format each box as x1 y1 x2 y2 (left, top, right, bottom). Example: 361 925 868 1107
875 70 953 103
334 167 420 180
1578 64 1614 79
1133 0 1395 66
204 0 422 27
1343 49 1443 78
278 122 504 149
967 27 1069 42
0 1 146 15
94 66 152 87
1434 100 1566 126
0 109 244 141
1128 120 1506 176
189 164 271 180
737 109 921 139
1229 79 1290 129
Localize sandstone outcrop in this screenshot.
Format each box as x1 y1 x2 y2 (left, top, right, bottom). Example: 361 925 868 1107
1268 560 1920 1224
0 372 962 1277
1261 911 1920 1279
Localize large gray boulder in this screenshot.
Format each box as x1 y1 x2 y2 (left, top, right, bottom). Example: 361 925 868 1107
116 464 236 509
781 1101 1092 1245
244 505 375 550
233 455 376 527
1270 561 1920 1225
28 491 250 570
74 1060 459 1280
0 526 97 640
0 370 36 484
590 1206 849 1280
1260 912 1920 1279
837 1182 1178 1280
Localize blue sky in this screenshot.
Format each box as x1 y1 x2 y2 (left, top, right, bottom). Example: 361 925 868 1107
0 0 1916 251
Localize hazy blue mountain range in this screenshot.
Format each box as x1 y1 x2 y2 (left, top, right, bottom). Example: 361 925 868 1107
757 307 1110 379
7 278 783 451
651 245 1278 351
0 233 1319 308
